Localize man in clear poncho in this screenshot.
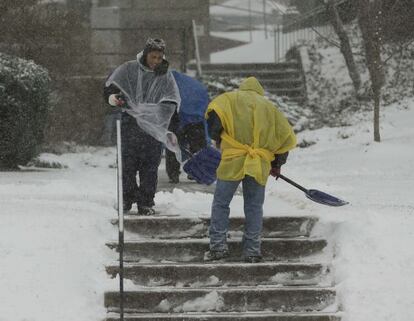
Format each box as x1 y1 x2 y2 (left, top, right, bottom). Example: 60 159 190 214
104 38 181 215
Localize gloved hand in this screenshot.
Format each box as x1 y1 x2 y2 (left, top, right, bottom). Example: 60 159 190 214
270 167 281 179
108 94 127 108
154 59 169 76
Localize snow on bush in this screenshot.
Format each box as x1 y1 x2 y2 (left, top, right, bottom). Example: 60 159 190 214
0 52 51 168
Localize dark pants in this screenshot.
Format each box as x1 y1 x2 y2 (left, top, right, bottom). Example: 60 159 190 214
166 117 207 180
121 114 162 207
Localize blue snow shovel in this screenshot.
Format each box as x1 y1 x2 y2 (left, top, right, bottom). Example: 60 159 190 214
183 146 221 185
277 174 349 207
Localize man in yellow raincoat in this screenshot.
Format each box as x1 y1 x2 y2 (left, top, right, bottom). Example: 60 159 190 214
205 77 297 263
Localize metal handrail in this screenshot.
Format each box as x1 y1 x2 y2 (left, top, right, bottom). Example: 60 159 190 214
116 119 125 321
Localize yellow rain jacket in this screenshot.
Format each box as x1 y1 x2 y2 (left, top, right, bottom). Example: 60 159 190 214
206 77 297 186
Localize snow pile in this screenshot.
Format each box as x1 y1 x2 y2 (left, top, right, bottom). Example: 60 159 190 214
289 98 414 321
178 290 224 312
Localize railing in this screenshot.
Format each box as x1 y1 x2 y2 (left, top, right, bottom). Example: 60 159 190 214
116 119 125 321
209 0 335 62
273 24 334 62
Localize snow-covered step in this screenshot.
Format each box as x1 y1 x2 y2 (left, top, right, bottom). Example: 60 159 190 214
188 61 300 72
266 87 305 97
106 262 330 287
259 78 304 88
106 312 342 321
112 216 317 239
104 286 336 313
200 69 301 78
106 238 327 263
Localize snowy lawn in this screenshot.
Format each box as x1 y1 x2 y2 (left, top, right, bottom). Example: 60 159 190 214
0 99 413 321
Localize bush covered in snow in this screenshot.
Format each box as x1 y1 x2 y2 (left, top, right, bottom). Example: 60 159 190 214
0 53 51 169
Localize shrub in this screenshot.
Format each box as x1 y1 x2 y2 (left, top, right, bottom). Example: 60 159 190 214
0 53 51 169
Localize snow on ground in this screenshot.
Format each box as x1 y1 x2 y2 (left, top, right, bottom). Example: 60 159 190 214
210 27 328 63
210 0 287 16
0 98 413 321
211 30 278 62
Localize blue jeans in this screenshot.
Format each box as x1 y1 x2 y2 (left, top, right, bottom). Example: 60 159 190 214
209 176 265 257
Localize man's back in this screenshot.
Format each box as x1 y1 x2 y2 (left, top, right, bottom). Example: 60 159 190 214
206 77 296 185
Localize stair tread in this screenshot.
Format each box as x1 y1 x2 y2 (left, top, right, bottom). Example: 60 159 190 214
106 312 341 321
107 311 342 316
107 262 325 268
188 62 299 67
116 215 318 221
105 286 336 292
108 237 324 244
201 70 302 74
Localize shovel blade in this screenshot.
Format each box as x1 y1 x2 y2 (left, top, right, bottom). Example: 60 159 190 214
306 189 349 207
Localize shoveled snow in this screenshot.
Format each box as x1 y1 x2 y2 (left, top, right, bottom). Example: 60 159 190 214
210 0 287 16
1 97 413 321
178 290 224 312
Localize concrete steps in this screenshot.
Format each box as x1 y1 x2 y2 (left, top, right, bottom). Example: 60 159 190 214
189 62 300 71
187 60 306 101
106 262 330 287
105 287 336 313
104 213 339 321
112 216 318 239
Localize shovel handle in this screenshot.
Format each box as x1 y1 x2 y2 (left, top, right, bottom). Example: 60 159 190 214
277 174 309 194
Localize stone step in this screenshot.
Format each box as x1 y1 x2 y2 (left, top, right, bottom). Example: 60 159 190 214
105 287 336 313
112 216 318 239
200 69 301 79
266 87 305 96
106 312 341 321
106 262 330 287
188 61 300 72
106 238 327 263
260 78 304 88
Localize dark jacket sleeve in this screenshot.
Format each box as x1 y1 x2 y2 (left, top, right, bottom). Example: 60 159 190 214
271 152 289 168
206 110 223 143
168 109 180 133
103 83 121 103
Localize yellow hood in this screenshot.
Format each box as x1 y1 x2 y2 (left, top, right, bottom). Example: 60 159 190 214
239 77 265 96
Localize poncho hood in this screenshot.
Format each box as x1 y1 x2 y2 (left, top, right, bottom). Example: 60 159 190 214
239 77 265 96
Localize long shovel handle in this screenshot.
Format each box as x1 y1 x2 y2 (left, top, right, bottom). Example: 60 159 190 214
277 174 309 194
277 174 349 207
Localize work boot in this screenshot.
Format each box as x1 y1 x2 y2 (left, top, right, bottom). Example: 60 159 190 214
169 175 179 184
123 202 132 214
204 249 229 261
138 206 156 216
243 255 263 263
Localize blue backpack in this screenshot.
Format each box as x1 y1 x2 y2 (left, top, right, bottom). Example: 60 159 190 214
171 71 209 128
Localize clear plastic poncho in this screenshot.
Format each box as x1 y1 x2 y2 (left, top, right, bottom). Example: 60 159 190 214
105 52 182 160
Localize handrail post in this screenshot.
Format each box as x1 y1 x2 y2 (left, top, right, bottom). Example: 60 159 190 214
116 119 124 321
192 19 203 77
